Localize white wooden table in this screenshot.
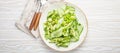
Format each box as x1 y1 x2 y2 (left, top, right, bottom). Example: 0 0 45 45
0 0 120 53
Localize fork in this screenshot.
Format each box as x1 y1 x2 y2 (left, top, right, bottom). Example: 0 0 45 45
29 0 48 31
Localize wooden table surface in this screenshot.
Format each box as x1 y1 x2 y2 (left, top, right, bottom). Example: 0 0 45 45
0 0 120 53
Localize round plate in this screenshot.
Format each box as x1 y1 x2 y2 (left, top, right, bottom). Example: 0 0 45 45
39 1 88 51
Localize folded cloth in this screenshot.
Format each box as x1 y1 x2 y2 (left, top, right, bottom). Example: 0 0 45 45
15 0 40 38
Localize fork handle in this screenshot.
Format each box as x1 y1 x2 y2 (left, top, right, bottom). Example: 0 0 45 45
29 12 38 30
34 12 42 30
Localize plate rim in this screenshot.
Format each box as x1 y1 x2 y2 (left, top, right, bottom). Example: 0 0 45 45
38 1 88 51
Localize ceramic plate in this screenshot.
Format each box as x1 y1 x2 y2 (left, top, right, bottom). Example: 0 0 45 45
39 1 88 51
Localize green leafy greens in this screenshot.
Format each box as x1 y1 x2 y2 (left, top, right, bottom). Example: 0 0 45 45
44 5 83 47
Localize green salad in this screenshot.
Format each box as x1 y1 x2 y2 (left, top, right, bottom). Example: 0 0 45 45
44 5 83 47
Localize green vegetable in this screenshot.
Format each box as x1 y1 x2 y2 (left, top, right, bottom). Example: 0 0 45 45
44 5 83 47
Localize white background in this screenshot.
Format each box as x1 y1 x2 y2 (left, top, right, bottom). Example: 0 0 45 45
0 0 120 53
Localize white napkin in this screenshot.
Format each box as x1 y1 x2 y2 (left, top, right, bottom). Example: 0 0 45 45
15 0 40 38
